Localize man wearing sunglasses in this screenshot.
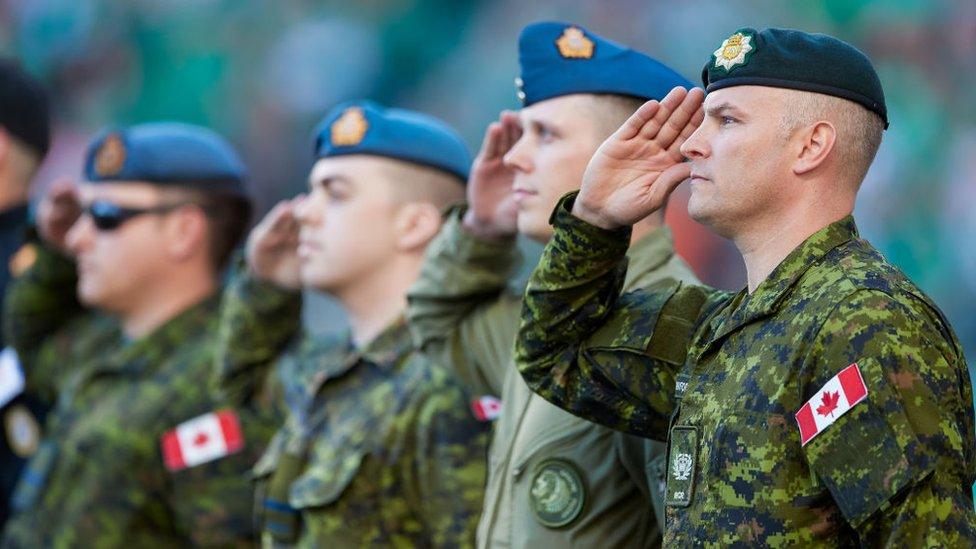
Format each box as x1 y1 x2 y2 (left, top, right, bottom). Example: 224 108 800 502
0 58 50 529
2 122 277 545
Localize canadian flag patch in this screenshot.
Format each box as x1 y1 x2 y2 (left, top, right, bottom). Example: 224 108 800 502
470 396 502 422
795 363 868 446
161 410 244 472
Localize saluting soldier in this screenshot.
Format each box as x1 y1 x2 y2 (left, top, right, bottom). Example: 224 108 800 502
214 101 489 546
514 28 976 545
0 58 50 528
406 22 698 547
2 123 278 546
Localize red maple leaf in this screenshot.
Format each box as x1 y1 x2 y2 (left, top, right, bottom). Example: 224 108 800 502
193 432 210 447
816 391 840 417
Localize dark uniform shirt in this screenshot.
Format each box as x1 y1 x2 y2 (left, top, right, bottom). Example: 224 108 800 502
515 195 976 546
2 244 278 547
0 206 47 528
215 271 489 547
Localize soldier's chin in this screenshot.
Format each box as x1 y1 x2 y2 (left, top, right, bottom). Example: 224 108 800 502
299 265 340 293
516 210 553 243
76 281 106 309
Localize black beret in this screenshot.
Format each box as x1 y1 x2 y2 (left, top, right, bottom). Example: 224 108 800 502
702 28 888 129
0 58 51 157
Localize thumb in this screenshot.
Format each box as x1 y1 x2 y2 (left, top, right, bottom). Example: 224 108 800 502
648 163 691 207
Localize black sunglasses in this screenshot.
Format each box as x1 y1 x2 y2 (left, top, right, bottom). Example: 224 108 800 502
84 200 193 231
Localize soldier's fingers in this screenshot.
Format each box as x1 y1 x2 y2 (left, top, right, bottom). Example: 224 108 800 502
616 99 661 141
641 87 691 142
500 111 522 153
648 163 691 207
667 103 705 159
479 122 503 159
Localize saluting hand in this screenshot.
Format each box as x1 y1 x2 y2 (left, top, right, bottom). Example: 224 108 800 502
462 110 522 240
246 196 304 290
36 178 82 255
573 86 705 230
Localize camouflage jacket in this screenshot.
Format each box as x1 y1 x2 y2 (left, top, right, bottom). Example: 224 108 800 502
407 206 698 548
2 244 278 548
515 193 976 547
214 270 489 548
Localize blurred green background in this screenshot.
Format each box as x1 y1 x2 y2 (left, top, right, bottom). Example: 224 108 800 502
2 0 974 369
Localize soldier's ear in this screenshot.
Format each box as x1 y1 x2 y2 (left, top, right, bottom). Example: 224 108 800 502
392 201 442 252
165 205 209 262
792 120 837 177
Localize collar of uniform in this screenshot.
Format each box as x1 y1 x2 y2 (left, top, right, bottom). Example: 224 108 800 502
107 293 220 374
333 315 413 374
708 215 858 344
623 226 675 290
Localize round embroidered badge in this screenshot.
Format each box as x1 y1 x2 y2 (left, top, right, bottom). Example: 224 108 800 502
529 458 586 528
5 404 40 458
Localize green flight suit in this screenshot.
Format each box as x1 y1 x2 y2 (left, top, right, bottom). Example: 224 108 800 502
214 269 489 547
407 206 698 548
515 193 976 546
2 244 278 547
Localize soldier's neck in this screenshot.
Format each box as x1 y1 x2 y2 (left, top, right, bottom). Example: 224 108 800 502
336 259 419 349
735 203 853 293
120 275 217 339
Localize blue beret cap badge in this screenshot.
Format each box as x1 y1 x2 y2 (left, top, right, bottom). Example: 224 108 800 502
94 134 127 178
713 32 755 72
330 107 369 147
555 27 594 59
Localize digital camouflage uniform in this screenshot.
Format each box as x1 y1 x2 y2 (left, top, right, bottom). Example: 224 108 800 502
407 206 698 548
2 244 279 547
515 194 976 546
214 268 489 547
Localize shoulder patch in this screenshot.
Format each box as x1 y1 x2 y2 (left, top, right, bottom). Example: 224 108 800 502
530 458 586 528
470 395 501 422
5 404 40 458
795 363 867 445
161 409 244 472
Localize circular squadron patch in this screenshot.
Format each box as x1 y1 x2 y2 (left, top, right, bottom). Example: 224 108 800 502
5 404 40 458
529 459 586 528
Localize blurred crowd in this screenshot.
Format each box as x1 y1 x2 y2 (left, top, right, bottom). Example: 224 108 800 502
1 0 973 364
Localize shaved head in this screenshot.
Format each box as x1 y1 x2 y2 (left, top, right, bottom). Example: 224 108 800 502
379 157 466 211
778 91 884 186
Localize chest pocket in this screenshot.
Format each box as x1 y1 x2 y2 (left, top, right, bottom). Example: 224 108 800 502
289 445 366 509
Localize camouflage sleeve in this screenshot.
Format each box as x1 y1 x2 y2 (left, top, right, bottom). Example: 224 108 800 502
802 289 976 544
406 205 523 396
405 367 488 547
213 260 302 408
2 242 82 400
515 192 715 439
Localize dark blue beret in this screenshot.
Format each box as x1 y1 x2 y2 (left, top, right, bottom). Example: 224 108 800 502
313 100 471 182
702 28 888 128
516 21 692 107
0 58 50 158
84 122 248 196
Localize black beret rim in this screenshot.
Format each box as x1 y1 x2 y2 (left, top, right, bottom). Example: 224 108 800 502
314 149 468 184
706 76 888 129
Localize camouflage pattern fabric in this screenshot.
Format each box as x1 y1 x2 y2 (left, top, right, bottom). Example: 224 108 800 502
515 192 976 546
406 206 699 548
214 268 489 547
2 245 279 547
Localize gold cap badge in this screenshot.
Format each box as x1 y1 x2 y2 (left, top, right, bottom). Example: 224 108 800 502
330 107 369 147
556 27 594 59
94 134 127 178
713 32 754 71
